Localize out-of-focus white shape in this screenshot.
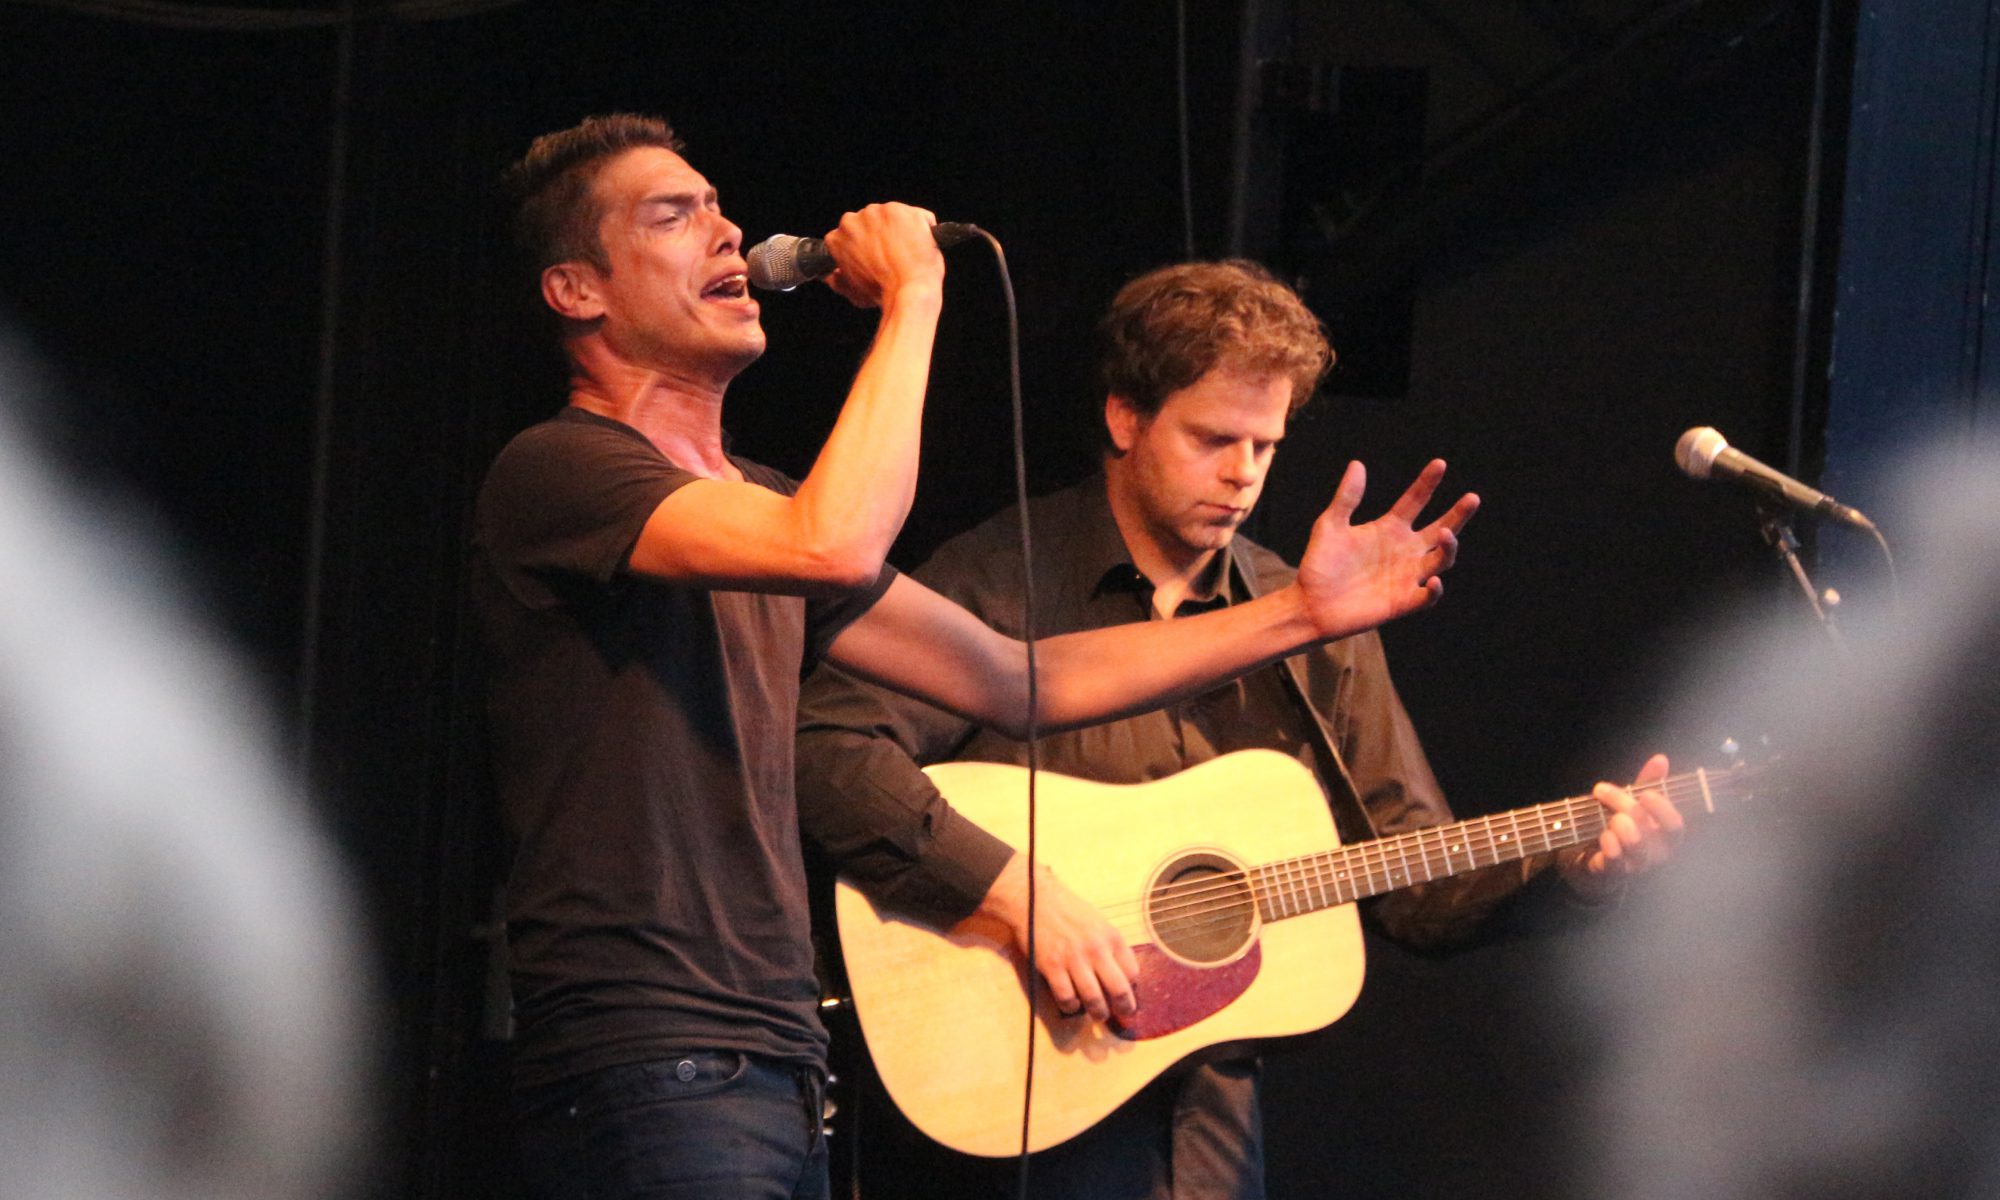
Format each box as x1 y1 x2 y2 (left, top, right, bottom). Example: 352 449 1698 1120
1581 437 2000 1198
0 336 368 1200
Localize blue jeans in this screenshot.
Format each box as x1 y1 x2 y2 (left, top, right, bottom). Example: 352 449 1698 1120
514 1052 830 1200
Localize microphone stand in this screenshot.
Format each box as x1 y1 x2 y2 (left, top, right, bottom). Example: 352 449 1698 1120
1757 503 1849 658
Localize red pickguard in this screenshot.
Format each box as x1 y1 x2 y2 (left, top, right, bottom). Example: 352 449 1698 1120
1111 942 1263 1040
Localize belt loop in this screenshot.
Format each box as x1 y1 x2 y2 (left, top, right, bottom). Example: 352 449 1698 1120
800 1065 827 1146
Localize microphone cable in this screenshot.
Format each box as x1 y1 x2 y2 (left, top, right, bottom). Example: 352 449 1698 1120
959 227 1047 1200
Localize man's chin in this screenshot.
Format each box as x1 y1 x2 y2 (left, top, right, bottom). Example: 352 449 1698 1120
1176 522 1239 554
714 333 767 378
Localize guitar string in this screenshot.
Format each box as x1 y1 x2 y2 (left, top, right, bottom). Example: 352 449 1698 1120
1075 769 1755 934
1098 796 1613 924
1094 766 1745 919
1091 797 1612 941
1089 767 1765 939
991 768 1759 948
1088 768 1728 928
1090 798 1612 942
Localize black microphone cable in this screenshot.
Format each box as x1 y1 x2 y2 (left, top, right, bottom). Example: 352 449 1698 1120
759 218 1045 1194
962 227 1047 1200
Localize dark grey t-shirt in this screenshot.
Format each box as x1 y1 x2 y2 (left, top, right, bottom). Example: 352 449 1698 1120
472 407 892 1088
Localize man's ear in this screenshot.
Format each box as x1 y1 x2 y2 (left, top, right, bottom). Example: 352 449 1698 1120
1104 393 1144 455
541 262 606 322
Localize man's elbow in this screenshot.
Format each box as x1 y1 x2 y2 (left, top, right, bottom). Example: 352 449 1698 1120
791 517 890 591
777 522 883 589
799 545 885 591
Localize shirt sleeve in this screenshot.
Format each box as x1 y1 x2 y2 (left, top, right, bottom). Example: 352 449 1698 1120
803 566 899 667
796 660 1015 926
475 420 696 611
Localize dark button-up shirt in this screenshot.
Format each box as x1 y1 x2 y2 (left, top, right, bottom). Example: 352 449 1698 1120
796 474 1546 948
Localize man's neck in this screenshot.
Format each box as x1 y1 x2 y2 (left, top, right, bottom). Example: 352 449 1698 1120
1101 470 1223 620
565 342 738 479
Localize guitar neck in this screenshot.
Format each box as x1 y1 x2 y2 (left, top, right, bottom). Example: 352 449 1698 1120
1249 765 1745 921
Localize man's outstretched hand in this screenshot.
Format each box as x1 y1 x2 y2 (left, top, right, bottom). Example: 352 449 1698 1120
1293 459 1479 641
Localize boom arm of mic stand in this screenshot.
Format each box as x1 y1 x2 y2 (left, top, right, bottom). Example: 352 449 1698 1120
1757 505 1849 658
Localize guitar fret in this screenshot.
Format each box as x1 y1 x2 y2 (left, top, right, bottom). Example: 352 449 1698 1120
1544 801 1567 851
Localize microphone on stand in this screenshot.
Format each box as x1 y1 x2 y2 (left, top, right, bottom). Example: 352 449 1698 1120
746 222 980 291
1674 426 1875 531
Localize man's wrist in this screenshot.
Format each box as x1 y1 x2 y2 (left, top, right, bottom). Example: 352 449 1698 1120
1261 582 1322 650
974 853 1030 927
880 279 944 318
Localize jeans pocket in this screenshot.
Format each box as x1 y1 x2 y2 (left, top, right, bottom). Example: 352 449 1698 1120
577 1051 752 1120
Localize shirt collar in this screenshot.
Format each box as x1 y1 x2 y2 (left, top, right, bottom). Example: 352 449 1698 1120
1079 474 1241 611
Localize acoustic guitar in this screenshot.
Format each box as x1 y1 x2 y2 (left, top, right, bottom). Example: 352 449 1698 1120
834 747 1767 1156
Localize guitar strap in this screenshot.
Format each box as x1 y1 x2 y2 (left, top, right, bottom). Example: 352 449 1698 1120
1228 553 1384 847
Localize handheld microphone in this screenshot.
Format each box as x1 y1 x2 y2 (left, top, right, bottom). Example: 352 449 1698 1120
746 222 979 291
1674 426 1875 530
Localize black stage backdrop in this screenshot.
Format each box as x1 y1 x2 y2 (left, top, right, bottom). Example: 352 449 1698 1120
0 2 1864 1197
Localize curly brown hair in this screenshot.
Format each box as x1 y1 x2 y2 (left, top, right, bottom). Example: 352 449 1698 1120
505 113 685 274
1097 260 1333 425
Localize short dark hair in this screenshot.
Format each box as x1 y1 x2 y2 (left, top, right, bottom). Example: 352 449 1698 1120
505 113 685 274
1097 260 1333 423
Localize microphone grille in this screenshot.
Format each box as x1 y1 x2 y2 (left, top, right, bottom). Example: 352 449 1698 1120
1675 426 1728 480
746 234 806 292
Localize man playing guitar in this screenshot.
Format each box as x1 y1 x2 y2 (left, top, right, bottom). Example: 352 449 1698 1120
796 260 1681 1199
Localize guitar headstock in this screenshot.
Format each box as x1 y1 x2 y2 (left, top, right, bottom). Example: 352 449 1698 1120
1682 736 1785 815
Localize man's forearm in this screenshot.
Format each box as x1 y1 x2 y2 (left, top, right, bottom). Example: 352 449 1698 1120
786 283 943 583
988 582 1322 736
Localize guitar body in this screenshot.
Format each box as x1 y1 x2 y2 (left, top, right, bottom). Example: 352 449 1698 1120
835 749 1364 1157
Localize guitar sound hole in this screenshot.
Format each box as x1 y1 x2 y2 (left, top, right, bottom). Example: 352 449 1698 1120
1147 853 1256 965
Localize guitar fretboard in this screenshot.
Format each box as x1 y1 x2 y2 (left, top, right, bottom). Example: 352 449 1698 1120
1245 764 1756 921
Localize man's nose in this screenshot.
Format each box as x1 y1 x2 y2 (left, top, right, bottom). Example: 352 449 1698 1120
1221 443 1260 485
711 212 744 255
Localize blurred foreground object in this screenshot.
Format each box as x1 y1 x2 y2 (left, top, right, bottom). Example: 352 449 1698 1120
0 335 368 1200
1584 439 2000 1198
